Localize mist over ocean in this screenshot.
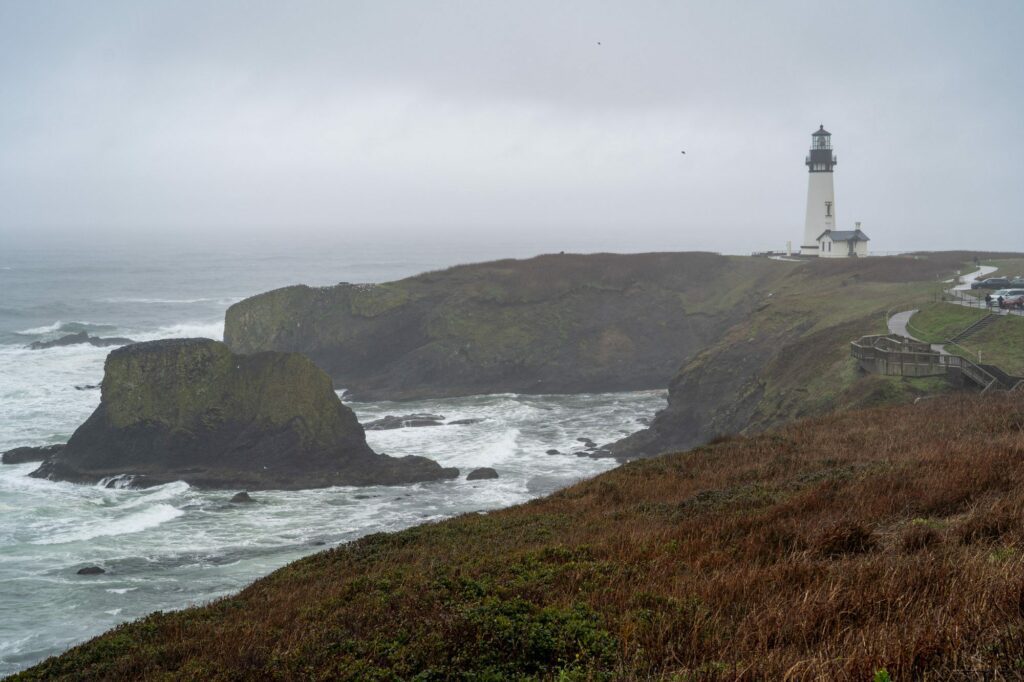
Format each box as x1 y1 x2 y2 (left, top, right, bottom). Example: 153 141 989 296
0 236 665 675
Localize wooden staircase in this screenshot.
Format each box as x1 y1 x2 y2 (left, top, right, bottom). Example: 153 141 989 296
949 314 999 344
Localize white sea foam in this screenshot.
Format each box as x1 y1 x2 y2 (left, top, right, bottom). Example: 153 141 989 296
15 321 64 335
133 320 225 342
117 481 190 508
96 475 136 490
101 297 241 305
32 503 185 545
14 321 117 336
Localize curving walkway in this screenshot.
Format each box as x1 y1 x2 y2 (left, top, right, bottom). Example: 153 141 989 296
946 264 1023 317
887 309 948 354
952 265 998 291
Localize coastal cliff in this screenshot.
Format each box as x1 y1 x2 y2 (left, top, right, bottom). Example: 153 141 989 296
30 339 458 489
611 253 991 458
224 252 790 400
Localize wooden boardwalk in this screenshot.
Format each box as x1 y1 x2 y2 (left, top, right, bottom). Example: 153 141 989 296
850 334 1021 393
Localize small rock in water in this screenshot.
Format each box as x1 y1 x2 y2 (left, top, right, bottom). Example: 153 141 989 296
2 444 65 465
576 437 594 443
29 331 135 350
310 540 326 546
77 566 105 575
447 418 484 426
363 414 446 430
545 449 561 455
230 492 255 504
466 467 499 481
74 384 100 391
636 417 652 426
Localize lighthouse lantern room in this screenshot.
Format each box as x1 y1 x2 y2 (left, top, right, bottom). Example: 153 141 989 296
801 125 837 255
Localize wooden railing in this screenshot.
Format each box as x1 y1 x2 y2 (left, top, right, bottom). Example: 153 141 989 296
851 334 1001 391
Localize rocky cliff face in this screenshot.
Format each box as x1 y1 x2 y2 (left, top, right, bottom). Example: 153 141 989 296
224 253 791 400
30 339 458 489
611 253 984 458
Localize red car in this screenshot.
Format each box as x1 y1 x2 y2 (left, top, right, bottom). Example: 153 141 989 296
999 295 1024 309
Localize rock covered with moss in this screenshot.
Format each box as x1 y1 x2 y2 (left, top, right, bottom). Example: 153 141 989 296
30 339 458 489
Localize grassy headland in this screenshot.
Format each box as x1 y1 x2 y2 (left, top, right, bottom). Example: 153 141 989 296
223 252 795 400
17 393 1024 680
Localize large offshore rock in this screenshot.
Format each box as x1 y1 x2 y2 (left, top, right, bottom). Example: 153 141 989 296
30 339 458 489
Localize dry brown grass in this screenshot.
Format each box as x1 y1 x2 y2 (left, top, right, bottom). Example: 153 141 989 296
18 393 1024 680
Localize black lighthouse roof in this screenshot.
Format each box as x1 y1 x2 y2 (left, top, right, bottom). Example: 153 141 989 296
812 125 831 136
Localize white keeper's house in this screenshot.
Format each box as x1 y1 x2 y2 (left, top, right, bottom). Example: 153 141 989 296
800 125 869 258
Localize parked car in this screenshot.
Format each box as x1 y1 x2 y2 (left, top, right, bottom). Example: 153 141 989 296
1000 295 1024 309
971 277 1012 290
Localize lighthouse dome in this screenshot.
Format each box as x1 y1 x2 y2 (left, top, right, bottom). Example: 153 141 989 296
812 125 831 136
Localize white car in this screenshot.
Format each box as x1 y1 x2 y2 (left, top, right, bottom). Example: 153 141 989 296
989 289 1024 299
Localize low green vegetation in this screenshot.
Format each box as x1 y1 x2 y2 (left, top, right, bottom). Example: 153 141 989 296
19 395 1024 680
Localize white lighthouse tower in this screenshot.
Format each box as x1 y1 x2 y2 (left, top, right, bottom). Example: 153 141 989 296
801 125 837 256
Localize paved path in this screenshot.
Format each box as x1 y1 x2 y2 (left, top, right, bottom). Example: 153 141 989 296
953 265 998 291
887 309 948 354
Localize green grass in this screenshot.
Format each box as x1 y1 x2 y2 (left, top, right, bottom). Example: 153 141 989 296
954 314 1024 375
908 303 989 344
910 303 1024 376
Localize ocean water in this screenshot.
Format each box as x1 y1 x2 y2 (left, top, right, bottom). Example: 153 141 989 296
0 237 665 676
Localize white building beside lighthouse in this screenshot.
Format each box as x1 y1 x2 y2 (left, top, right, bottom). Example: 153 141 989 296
801 125 838 255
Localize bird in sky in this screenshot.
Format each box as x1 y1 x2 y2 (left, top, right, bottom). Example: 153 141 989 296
680 151 686 154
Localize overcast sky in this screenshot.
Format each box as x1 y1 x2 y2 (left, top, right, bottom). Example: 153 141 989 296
1 1 1022 253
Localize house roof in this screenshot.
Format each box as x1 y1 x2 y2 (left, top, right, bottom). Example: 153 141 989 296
816 229 870 242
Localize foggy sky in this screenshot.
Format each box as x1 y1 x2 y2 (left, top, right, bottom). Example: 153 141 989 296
2 1 1022 253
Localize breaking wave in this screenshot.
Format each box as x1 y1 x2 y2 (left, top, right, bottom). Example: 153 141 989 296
32 504 185 545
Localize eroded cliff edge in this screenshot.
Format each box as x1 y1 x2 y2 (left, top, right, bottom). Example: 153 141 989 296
224 252 791 400
30 339 458 489
610 252 1002 458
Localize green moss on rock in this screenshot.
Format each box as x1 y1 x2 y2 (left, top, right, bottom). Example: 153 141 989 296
30 339 458 489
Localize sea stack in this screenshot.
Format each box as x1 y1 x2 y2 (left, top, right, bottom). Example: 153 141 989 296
30 339 459 489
